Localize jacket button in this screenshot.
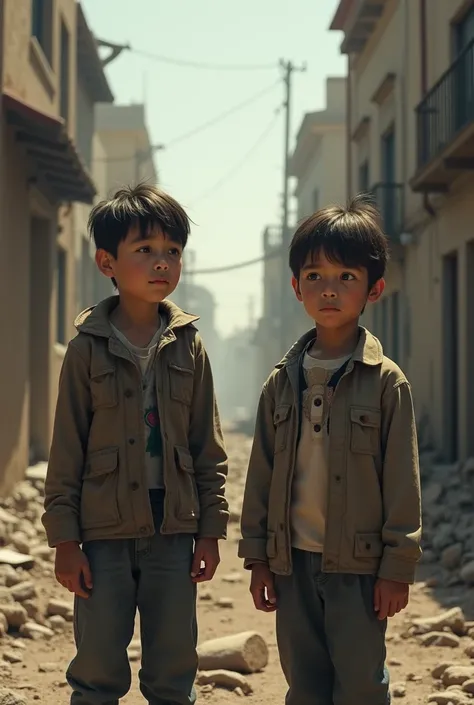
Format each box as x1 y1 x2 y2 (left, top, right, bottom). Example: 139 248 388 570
314 397 322 407
125 389 133 398
128 438 135 445
360 414 368 423
313 424 321 433
130 482 139 491
365 542 371 550
335 475 341 483
139 526 148 534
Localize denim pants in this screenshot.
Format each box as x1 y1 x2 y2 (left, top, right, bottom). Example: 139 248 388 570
67 490 197 705
275 550 390 705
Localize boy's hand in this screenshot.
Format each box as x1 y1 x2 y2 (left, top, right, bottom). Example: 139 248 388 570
55 541 93 599
374 578 409 620
191 538 220 582
250 563 277 612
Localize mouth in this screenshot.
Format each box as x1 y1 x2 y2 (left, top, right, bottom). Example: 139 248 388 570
320 306 340 312
149 279 169 285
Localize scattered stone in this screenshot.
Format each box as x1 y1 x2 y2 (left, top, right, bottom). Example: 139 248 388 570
412 608 466 636
9 581 36 603
198 632 268 673
9 534 30 557
0 509 19 528
428 693 469 705
3 650 23 664
422 550 437 564
196 670 252 695
406 673 422 682
215 597 234 609
388 658 402 666
30 546 53 562
442 544 463 570
22 601 40 622
0 550 34 569
25 464 48 484
0 612 8 637
48 615 66 632
463 679 474 694
0 588 13 604
199 589 213 602
46 598 73 619
19 622 54 640
200 684 214 694
442 665 474 687
420 632 460 648
391 682 406 698
0 689 28 705
222 572 243 584
461 562 474 585
433 662 457 679
39 662 59 673
0 664 12 679
0 603 28 629
234 687 244 697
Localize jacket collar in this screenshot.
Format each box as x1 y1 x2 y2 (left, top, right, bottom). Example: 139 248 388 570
74 296 199 339
275 325 384 370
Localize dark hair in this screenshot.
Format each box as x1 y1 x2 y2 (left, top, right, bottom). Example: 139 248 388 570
289 193 389 288
89 183 191 258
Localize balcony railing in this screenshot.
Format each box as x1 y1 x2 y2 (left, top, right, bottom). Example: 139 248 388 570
371 182 404 241
414 38 474 189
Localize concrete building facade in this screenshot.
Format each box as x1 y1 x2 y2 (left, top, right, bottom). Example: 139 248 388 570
0 0 106 492
331 0 474 461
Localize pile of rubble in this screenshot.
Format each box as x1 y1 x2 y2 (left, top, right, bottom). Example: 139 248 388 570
420 453 474 587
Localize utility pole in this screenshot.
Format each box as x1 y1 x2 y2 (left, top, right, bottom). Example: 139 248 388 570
279 59 306 353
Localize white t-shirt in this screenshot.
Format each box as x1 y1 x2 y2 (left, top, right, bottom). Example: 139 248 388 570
111 318 165 489
290 351 351 552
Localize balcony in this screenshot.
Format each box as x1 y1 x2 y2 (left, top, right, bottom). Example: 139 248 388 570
412 38 474 193
371 182 404 241
331 0 389 54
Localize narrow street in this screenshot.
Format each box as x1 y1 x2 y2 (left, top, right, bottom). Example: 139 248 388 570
1 431 474 704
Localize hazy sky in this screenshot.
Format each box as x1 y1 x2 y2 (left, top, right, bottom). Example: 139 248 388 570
82 0 346 336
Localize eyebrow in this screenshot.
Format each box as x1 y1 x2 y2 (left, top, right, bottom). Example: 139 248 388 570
301 262 362 272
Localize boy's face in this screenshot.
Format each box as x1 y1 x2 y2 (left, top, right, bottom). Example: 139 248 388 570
292 251 384 329
96 225 182 303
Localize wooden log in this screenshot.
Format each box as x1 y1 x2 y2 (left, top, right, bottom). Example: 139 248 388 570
196 670 252 695
197 631 268 673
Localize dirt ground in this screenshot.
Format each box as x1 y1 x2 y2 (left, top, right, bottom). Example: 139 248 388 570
1 431 473 704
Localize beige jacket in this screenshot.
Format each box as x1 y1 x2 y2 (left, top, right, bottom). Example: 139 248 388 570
42 296 228 547
239 327 422 584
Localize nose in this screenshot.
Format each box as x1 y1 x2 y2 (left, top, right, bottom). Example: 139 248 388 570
321 284 337 298
153 255 169 271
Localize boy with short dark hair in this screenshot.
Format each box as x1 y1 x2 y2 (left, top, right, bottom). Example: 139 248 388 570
239 195 421 705
43 184 228 705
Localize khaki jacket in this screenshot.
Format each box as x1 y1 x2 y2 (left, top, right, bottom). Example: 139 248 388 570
43 296 228 547
239 327 421 584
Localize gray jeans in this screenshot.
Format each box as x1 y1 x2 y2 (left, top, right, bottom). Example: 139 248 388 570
276 550 390 705
67 490 197 705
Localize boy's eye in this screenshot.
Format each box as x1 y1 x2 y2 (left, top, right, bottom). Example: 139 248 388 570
138 246 150 254
169 247 181 256
307 272 320 280
341 272 356 281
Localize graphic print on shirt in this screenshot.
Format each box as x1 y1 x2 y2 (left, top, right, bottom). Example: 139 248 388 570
145 405 163 457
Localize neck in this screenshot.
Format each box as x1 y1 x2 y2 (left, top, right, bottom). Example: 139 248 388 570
114 295 161 331
313 321 359 358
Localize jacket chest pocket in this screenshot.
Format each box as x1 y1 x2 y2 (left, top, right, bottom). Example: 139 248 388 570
350 407 380 455
168 363 194 406
274 405 291 454
81 447 120 529
90 367 117 409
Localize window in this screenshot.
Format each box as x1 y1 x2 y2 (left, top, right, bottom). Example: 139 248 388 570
31 0 53 65
312 189 319 213
60 20 70 124
359 160 369 193
56 247 67 345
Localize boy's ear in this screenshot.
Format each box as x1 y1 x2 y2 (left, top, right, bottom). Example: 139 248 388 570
292 276 302 301
368 278 385 303
95 249 115 279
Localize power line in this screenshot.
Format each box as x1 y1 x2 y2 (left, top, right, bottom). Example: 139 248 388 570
92 80 280 162
130 47 277 72
186 248 282 275
191 106 282 205
166 80 280 148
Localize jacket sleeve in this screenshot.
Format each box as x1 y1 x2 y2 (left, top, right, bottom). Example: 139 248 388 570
189 334 229 539
378 378 422 584
42 341 91 547
238 381 275 568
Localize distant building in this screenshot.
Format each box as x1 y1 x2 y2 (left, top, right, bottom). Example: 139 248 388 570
95 103 159 193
